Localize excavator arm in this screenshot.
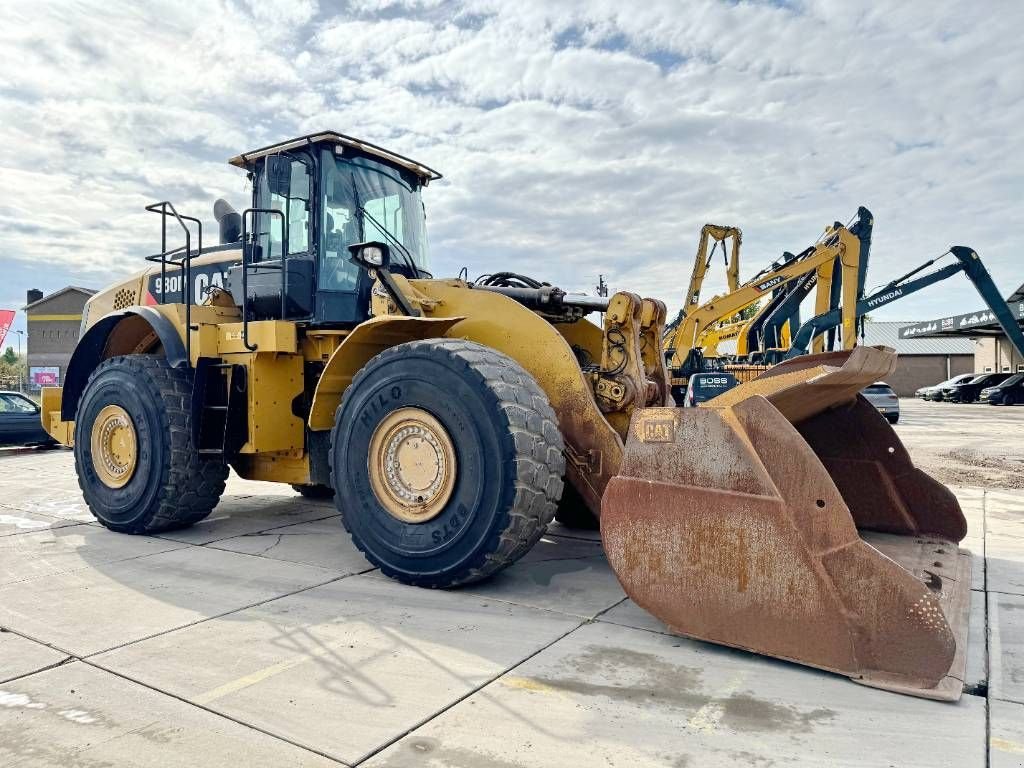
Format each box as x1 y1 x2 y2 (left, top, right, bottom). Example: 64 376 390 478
786 246 1024 360
666 224 863 377
755 207 873 357
683 223 742 312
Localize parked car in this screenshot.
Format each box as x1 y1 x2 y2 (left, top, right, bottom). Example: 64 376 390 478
917 374 975 400
0 391 54 447
945 372 1013 403
980 373 1024 405
682 372 740 406
861 382 900 423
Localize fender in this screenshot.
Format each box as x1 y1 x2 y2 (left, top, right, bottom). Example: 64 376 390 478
308 315 465 431
61 306 187 421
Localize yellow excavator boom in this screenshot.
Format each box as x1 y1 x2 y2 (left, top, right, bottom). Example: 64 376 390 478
665 225 862 370
683 223 742 314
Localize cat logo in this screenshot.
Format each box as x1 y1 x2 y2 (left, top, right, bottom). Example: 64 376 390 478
640 417 676 443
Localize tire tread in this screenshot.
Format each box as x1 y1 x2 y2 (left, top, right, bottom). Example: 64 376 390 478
329 338 565 587
76 355 228 534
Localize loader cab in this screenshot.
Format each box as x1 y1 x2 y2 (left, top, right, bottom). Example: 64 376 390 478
231 132 441 327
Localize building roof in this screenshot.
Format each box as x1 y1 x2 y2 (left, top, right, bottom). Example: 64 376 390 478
862 320 974 355
1009 282 1024 304
227 131 443 183
23 286 96 311
898 300 1024 339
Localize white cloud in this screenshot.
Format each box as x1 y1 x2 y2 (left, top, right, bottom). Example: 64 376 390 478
0 0 1021 338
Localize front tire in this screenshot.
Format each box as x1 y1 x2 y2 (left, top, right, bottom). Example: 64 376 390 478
74 355 228 534
1003 393 1017 406
330 339 564 588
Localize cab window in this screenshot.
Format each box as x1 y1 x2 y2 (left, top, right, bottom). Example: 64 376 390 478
257 155 312 261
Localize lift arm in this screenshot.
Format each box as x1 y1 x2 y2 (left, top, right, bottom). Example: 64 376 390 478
785 246 1024 360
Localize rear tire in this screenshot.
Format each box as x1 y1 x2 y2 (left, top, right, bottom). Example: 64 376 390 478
330 339 564 588
885 413 899 424
74 355 228 534
291 483 335 499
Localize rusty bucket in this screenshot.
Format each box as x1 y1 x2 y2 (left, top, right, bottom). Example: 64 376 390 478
601 347 971 700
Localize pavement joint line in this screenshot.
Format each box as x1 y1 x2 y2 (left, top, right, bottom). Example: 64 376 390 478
79 573 358 660
349 617 589 766
0 520 90 537
0 649 78 686
357 568 623 621
983 488 991 768
0 625 80 659
77 659 350 766
351 597 628 765
152 510 340 546
0 538 198 590
545 531 602 543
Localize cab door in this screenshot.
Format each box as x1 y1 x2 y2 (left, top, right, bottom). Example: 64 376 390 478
250 154 317 320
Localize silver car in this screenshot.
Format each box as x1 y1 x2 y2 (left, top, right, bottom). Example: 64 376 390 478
861 381 900 424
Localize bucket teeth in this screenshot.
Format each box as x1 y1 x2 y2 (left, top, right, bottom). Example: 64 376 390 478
601 347 971 700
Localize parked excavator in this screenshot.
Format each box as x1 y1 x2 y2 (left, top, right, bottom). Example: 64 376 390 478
663 208 870 395
40 132 971 701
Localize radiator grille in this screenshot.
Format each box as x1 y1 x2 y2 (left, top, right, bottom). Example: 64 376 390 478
112 288 137 310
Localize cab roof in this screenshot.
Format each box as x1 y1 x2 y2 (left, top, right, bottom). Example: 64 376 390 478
228 131 443 183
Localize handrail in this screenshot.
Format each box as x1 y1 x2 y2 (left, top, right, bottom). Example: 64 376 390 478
144 201 202 366
239 207 287 351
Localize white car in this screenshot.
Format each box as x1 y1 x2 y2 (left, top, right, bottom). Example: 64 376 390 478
861 382 900 424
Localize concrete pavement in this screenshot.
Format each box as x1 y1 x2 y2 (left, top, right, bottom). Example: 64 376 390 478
1 398 1022 766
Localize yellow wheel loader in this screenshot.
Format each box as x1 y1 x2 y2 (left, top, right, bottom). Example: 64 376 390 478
42 132 970 700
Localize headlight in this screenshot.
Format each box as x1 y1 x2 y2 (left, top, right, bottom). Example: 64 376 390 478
360 245 385 266
348 241 391 268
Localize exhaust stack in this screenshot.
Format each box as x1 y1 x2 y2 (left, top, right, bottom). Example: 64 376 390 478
214 198 242 245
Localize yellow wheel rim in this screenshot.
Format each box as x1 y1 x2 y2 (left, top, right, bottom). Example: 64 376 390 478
368 407 457 524
90 404 138 488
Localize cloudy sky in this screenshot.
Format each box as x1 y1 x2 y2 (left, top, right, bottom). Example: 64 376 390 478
1 0 1021 342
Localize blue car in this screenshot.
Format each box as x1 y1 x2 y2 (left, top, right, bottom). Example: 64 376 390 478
0 391 54 447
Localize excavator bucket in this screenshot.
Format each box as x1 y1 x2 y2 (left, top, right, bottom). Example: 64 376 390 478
601 346 971 700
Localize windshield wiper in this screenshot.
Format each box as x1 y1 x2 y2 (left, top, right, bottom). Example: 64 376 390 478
356 204 422 278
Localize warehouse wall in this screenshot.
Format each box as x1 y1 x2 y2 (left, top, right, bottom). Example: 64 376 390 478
26 289 91 389
974 336 1024 374
887 354 974 396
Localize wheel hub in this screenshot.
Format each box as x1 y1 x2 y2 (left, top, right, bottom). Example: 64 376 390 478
368 407 456 523
91 404 138 488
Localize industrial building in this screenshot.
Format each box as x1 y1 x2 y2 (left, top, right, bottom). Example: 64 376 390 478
899 282 1024 377
861 320 975 396
23 286 95 389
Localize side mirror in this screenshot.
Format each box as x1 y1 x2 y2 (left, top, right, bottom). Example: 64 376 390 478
266 155 291 197
348 241 391 270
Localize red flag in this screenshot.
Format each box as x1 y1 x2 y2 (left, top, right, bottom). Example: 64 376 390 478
0 310 14 351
